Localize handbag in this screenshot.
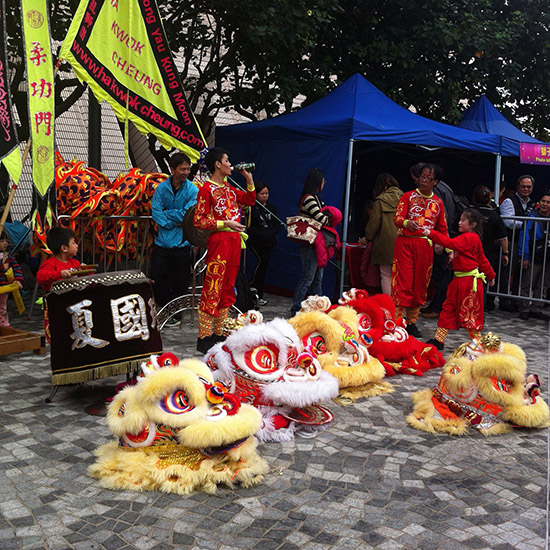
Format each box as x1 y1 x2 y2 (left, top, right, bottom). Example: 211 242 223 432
286 215 322 245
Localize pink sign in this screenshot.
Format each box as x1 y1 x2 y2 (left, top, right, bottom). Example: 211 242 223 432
520 142 550 165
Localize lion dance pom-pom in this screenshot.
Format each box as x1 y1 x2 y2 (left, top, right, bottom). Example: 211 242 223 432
89 354 268 494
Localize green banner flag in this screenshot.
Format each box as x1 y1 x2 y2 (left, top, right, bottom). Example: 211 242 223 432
21 0 55 201
60 0 206 162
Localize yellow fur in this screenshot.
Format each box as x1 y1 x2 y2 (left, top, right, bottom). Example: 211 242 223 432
338 380 393 400
327 305 359 327
178 405 262 448
179 358 215 384
472 353 525 407
441 358 473 395
500 399 550 428
89 439 268 495
406 389 468 435
322 356 386 386
289 311 347 355
289 308 389 401
408 339 550 436
500 342 526 363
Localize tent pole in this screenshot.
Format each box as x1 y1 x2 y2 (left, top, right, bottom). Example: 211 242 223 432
339 139 354 297
494 153 501 203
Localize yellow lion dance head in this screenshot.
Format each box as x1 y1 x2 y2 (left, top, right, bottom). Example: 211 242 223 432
407 334 550 435
89 353 268 494
289 305 392 400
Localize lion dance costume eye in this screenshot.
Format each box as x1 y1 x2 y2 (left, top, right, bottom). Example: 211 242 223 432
160 390 194 414
305 332 327 355
244 344 279 374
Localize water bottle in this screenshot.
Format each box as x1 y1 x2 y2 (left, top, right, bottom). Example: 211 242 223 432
233 162 255 171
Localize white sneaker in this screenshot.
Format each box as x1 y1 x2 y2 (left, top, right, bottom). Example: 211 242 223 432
258 299 267 306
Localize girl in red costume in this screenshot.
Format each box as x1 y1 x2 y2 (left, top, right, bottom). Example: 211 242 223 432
422 208 495 350
193 148 256 354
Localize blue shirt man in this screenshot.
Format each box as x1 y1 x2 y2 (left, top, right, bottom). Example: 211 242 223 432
150 152 198 309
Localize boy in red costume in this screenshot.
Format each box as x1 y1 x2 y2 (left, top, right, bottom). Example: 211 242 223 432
422 208 495 350
193 148 256 353
36 227 81 292
391 164 448 338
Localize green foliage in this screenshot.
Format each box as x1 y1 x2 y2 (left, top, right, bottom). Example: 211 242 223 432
312 0 550 138
4 0 550 143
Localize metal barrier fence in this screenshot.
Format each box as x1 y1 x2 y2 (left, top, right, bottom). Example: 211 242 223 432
57 215 154 274
489 214 550 306
35 216 211 327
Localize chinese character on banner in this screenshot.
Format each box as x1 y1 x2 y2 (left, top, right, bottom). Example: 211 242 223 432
29 78 52 98
111 294 150 342
66 300 110 350
34 111 52 135
29 41 46 66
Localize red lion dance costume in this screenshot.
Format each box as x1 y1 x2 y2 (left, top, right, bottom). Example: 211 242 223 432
338 289 445 376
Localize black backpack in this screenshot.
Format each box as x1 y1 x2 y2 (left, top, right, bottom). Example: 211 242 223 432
234 269 258 313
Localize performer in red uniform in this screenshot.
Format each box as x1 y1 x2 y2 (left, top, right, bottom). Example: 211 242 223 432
391 164 448 338
423 208 495 350
193 148 255 353
36 228 81 292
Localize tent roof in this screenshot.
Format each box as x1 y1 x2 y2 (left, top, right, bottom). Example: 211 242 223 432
218 74 510 155
458 95 542 155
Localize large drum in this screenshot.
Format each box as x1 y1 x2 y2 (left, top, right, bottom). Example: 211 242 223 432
47 270 162 386
181 206 212 248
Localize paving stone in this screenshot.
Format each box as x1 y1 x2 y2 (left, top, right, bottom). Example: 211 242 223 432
1 296 548 549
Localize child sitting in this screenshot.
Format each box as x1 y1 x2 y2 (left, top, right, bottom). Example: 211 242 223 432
0 231 24 327
313 206 342 268
36 227 81 292
422 209 495 350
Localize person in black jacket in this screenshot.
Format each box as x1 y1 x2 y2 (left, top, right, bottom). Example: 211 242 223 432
470 185 509 312
247 183 280 306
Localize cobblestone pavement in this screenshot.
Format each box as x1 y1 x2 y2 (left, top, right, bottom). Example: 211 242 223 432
1 293 548 550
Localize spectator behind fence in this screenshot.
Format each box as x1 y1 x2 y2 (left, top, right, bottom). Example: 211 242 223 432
362 173 402 296
0 231 23 327
193 147 256 354
150 151 198 311
246 182 280 307
290 168 331 316
36 228 81 292
391 163 448 338
470 185 509 313
517 191 550 321
498 175 536 311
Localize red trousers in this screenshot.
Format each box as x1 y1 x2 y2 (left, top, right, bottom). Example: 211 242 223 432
199 232 241 316
391 236 433 308
438 276 484 331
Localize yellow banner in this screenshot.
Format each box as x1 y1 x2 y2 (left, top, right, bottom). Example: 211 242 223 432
21 0 55 198
60 0 206 162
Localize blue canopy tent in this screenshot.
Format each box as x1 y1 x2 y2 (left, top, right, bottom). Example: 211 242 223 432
216 74 511 297
458 95 545 199
458 95 542 152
